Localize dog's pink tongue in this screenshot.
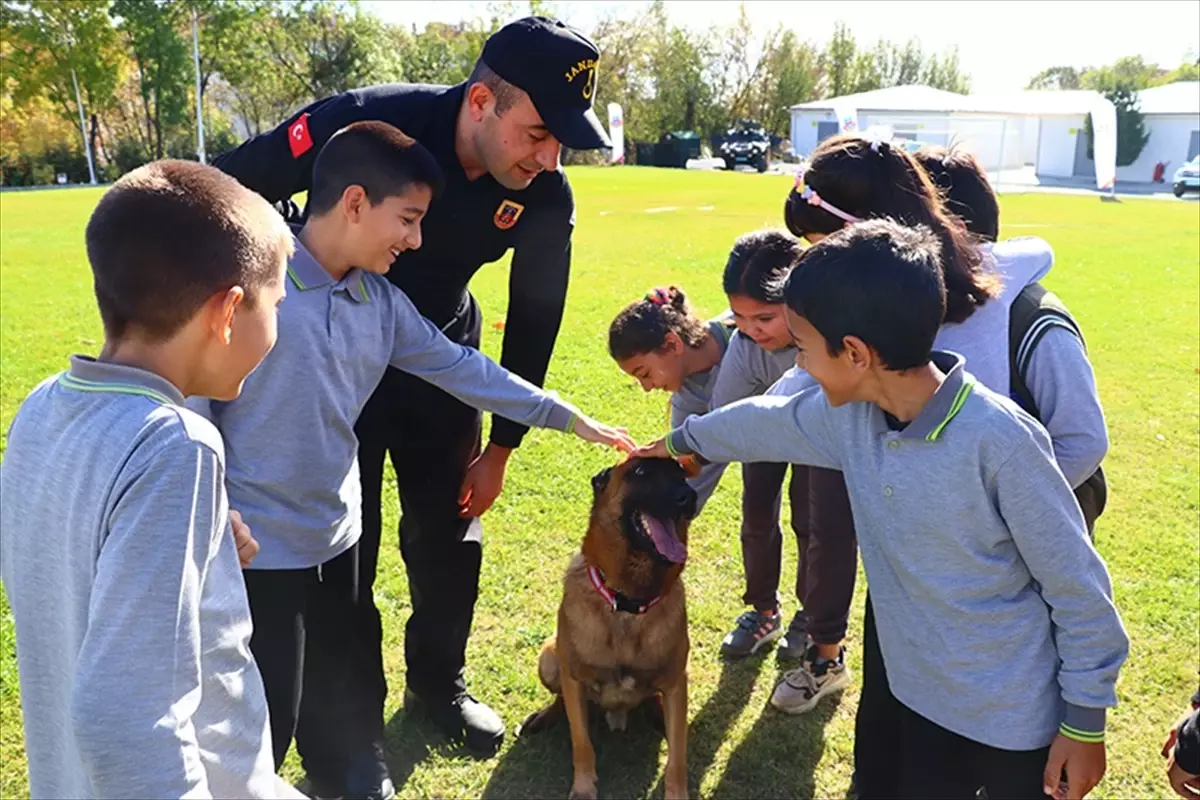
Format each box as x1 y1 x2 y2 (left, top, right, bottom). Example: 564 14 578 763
645 516 687 564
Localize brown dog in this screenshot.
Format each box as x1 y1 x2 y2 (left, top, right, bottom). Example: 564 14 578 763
521 457 697 800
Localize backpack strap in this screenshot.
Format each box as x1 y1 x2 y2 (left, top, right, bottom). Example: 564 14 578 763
1008 283 1085 416
1008 282 1107 535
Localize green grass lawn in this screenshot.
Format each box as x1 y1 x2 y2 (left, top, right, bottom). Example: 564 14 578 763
1 167 1197 799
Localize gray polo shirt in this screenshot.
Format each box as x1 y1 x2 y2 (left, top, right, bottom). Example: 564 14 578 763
710 330 798 411
0 357 295 799
667 352 1128 750
192 233 578 570
669 316 734 508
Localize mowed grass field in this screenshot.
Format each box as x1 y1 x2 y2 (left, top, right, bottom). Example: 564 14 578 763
1 167 1197 799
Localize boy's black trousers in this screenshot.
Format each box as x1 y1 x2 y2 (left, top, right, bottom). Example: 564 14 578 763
854 593 1053 799
243 543 368 782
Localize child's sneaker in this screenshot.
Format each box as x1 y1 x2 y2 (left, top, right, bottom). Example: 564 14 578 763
719 608 783 658
770 645 850 714
775 610 810 661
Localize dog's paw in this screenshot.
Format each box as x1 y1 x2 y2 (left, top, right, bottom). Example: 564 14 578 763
664 780 689 800
605 709 628 732
568 781 598 800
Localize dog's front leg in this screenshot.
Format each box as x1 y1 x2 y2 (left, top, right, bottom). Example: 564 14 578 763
662 670 689 800
561 670 598 800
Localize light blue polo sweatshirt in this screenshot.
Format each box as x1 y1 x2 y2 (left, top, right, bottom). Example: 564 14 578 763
191 232 579 570
1 358 298 799
666 351 1129 750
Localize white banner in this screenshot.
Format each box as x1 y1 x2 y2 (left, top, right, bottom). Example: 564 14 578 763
607 103 625 164
1090 96 1117 191
830 100 859 134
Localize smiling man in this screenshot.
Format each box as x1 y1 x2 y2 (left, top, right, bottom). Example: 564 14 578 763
213 15 610 798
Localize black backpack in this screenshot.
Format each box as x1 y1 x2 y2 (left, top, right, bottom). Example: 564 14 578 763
1008 283 1107 538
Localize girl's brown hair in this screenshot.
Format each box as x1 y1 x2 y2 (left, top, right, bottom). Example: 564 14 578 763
784 134 1000 324
608 286 709 361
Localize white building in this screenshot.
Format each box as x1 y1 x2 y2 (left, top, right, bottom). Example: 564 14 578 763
789 82 1200 183
1115 81 1199 182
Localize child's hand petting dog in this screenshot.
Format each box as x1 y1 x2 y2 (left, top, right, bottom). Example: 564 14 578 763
229 509 259 568
572 413 636 453
631 437 670 460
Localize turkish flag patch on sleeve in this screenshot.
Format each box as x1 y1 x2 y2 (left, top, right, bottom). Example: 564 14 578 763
287 113 314 159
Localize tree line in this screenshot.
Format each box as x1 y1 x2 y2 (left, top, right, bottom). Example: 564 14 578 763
1 0 1194 186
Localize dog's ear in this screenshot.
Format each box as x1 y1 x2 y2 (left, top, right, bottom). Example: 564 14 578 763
591 466 613 495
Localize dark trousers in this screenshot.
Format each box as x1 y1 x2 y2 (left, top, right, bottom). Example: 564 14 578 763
855 594 1052 800
350 295 485 746
243 543 364 782
740 462 857 644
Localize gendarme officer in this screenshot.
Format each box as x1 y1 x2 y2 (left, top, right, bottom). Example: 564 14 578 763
214 16 609 798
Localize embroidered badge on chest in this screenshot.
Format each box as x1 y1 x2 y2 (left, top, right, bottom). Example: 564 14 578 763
494 199 525 230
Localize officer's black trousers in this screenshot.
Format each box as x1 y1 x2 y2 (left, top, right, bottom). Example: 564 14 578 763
350 295 486 747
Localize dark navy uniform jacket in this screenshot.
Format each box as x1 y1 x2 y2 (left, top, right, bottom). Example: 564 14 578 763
213 82 575 449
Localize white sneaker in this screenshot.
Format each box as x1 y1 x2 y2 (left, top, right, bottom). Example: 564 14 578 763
770 646 850 715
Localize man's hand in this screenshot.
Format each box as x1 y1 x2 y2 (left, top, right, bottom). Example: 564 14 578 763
229 509 258 568
631 438 671 460
1044 734 1106 800
458 443 513 519
1165 710 1200 799
571 414 635 452
1165 711 1195 758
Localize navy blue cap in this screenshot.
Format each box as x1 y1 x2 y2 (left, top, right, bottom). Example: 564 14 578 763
480 16 611 150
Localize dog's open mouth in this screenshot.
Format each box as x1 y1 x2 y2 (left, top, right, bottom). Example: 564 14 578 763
633 510 687 564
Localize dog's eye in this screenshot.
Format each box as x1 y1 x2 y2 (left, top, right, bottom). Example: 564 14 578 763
592 467 613 493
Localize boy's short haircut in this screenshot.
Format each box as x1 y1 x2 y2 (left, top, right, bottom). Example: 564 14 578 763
913 144 1000 242
86 159 293 342
307 121 445 216
785 219 946 371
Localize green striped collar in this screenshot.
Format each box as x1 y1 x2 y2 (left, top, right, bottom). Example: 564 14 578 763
288 231 371 303
60 355 185 406
896 351 975 442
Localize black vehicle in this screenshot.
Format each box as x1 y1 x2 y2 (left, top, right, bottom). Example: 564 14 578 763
719 120 770 172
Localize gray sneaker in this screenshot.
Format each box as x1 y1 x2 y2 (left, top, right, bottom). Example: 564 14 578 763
720 609 783 658
776 610 810 662
770 645 851 715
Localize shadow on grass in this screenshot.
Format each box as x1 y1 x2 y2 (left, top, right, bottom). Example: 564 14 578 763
479 655 776 798
705 660 842 799
481 700 664 799
377 702 443 792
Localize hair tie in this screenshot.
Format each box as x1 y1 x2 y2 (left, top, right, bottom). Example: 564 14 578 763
645 287 670 306
792 170 862 225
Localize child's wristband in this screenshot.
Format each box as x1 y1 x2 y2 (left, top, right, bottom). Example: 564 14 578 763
1059 722 1104 743
664 435 680 459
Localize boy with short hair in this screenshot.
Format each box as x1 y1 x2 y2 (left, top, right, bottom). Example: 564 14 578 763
0 161 302 798
636 219 1128 799
194 120 631 798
